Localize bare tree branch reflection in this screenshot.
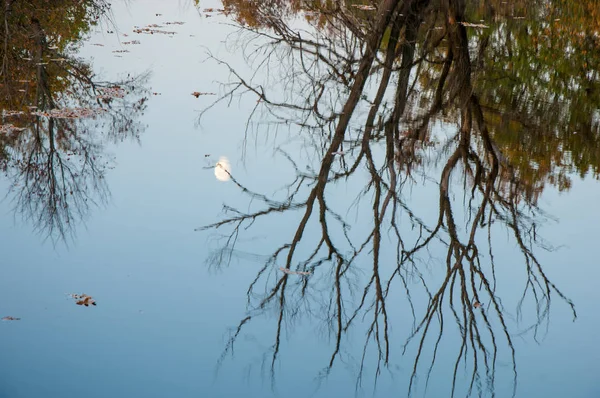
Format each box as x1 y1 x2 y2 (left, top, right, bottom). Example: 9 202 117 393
197 0 592 396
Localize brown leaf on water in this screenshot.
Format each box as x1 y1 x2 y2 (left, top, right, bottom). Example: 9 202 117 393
192 91 216 98
2 316 20 321
70 293 97 307
473 301 482 309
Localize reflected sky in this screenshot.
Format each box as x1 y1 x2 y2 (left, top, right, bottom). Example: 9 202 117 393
1 1 600 398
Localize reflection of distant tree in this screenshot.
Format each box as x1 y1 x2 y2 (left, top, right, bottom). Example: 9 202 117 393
0 1 149 242
198 0 587 396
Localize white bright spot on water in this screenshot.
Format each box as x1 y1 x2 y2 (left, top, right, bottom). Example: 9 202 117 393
215 156 231 181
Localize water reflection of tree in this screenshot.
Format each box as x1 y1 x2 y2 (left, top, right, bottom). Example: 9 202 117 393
0 1 149 242
198 0 596 396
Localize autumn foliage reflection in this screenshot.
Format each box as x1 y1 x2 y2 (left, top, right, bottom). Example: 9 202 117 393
0 0 149 242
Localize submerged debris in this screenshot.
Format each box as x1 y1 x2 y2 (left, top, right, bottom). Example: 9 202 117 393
1 316 20 321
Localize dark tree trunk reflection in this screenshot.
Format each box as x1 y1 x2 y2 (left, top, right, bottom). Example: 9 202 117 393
197 0 595 396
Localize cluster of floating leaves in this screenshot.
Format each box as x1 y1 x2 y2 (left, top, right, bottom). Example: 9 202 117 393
2 293 98 322
97 86 126 100
133 24 177 35
203 8 224 18
31 108 106 119
0 123 27 134
2 110 26 117
69 293 97 307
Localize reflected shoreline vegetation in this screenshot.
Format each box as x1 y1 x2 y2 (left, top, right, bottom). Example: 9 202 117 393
197 1 597 397
0 0 149 243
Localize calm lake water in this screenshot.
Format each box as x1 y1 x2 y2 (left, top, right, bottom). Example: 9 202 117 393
1 1 599 397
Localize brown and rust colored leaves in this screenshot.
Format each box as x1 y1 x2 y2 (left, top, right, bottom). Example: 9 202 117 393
70 293 97 307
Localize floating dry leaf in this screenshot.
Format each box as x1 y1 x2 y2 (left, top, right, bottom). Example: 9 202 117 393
473 301 482 309
70 293 97 307
279 267 311 276
192 91 216 98
1 316 20 321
